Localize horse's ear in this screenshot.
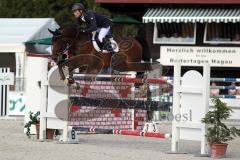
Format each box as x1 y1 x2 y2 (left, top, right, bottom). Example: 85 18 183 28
48 28 55 35
55 29 62 35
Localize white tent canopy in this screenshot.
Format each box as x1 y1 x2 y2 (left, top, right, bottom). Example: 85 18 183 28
143 8 240 23
0 18 59 91
0 18 59 53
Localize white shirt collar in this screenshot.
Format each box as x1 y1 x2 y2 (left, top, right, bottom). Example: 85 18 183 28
81 15 85 22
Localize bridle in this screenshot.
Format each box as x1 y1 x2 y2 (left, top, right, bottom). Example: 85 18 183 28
53 31 79 64
53 30 90 64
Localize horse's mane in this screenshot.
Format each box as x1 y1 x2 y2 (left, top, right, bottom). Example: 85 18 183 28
58 25 90 43
58 25 76 38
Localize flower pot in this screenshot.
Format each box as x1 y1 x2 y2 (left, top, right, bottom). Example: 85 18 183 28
210 143 228 159
35 124 54 139
46 129 54 139
35 123 40 139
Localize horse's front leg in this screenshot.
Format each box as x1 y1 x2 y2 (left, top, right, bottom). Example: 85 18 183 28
58 65 66 80
67 69 75 85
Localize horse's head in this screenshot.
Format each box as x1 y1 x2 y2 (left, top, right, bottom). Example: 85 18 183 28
48 27 77 64
48 28 67 64
48 26 89 63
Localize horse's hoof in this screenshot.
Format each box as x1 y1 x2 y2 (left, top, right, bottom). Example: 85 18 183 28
100 68 108 74
113 70 120 74
63 79 69 86
64 77 75 86
68 78 75 84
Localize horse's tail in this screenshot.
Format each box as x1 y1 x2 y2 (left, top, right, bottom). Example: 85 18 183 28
134 36 151 62
117 38 138 51
118 36 151 62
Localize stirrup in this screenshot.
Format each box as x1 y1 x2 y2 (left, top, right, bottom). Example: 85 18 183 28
102 39 114 53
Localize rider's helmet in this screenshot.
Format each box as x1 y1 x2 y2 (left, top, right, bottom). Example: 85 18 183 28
72 3 85 12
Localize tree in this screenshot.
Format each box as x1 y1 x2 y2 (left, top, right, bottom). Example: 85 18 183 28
0 0 138 37
0 0 109 26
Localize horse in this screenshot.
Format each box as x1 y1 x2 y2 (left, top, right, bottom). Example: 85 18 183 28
48 26 153 81
48 26 166 121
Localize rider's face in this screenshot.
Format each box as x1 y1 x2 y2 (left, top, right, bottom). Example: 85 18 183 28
73 10 82 18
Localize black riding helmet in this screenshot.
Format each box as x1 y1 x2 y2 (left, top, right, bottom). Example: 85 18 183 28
72 3 85 11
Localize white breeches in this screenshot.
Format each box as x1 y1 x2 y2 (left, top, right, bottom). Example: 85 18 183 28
97 26 110 43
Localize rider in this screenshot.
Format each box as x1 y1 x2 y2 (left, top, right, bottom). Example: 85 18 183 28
72 3 114 53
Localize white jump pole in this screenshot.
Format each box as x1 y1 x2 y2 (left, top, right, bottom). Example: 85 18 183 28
171 61 181 152
201 63 210 154
39 65 48 141
25 55 48 138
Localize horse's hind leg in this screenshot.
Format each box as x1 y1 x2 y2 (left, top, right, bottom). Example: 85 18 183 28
99 67 111 74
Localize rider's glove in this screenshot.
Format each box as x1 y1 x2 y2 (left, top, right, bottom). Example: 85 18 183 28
79 28 86 33
76 26 86 33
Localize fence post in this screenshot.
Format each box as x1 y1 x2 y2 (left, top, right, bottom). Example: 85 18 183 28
171 62 181 152
201 63 210 154
0 68 13 116
39 73 48 141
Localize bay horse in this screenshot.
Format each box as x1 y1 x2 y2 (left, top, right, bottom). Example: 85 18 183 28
49 26 152 81
49 26 164 121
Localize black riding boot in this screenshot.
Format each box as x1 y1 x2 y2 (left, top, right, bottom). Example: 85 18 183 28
102 38 115 55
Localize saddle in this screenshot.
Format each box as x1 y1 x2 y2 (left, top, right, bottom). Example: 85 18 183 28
92 31 119 53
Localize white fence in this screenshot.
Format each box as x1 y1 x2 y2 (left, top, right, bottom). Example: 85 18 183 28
0 68 14 116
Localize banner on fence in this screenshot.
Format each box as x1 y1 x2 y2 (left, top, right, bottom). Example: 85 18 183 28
8 92 26 116
0 72 14 85
159 46 240 67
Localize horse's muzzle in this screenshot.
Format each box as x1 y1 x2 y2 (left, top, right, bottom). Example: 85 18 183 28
57 54 68 65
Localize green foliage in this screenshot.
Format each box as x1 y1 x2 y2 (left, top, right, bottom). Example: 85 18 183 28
24 111 40 137
112 24 138 38
0 0 138 37
0 0 109 26
202 97 240 144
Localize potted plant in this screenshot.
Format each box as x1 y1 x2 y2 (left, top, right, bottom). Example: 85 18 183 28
202 97 240 158
24 111 40 138
25 111 55 139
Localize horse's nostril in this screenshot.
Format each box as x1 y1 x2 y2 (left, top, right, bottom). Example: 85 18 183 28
52 57 58 62
62 54 67 59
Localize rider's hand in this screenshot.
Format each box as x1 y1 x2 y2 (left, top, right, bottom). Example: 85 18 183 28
76 26 86 33
79 28 85 33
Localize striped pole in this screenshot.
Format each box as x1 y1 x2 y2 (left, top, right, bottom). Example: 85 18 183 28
71 127 170 138
162 76 240 82
213 95 240 99
73 74 170 85
72 127 113 134
69 97 170 110
115 130 170 138
210 86 240 89
153 94 240 99
210 78 240 82
155 94 240 99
